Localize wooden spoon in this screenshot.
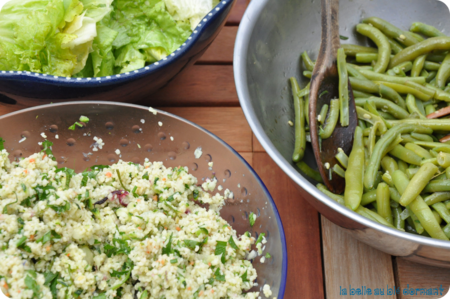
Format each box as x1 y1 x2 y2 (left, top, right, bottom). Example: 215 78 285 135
309 0 358 194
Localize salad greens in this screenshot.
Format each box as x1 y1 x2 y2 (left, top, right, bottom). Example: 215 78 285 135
0 0 218 77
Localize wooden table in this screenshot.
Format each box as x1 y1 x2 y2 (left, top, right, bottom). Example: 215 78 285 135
2 1 450 298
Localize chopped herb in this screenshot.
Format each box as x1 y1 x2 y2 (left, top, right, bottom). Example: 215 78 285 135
3 198 18 214
339 35 349 40
41 140 55 160
244 231 251 238
142 172 149 180
265 253 272 259
162 233 173 255
249 212 256 227
68 122 83 130
241 270 249 283
228 236 239 250
195 227 209 236
74 289 83 297
93 293 106 299
214 268 225 281
36 230 61 244
90 165 109 170
48 201 71 214
193 189 199 200
116 169 129 191
154 177 159 185
132 186 139 198
319 90 329 98
34 185 55 201
81 171 98 187
170 259 178 264
215 241 227 263
55 167 76 189
25 274 40 298
0 137 5 150
17 217 25 226
255 233 265 245
103 238 132 257
184 237 208 251
21 183 27 192
79 116 89 123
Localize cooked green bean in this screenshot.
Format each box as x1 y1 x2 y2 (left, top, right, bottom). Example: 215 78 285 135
356 106 388 134
424 192 450 205
420 157 438 166
337 48 349 126
424 61 441 71
381 156 399 174
355 97 409 119
356 24 391 73
301 51 315 72
362 17 423 46
411 55 426 77
317 183 344 205
345 127 365 211
411 132 434 142
405 143 433 159
410 22 446 38
394 61 413 72
303 71 312 79
428 53 447 62
341 44 378 56
335 149 349 169
400 163 439 206
393 207 405 230
436 53 450 89
356 206 396 228
404 81 436 98
392 170 448 240
357 68 426 84
377 183 393 224
437 152 450 168
297 161 323 182
361 189 377 206
401 134 420 144
304 93 310 126
378 84 407 109
290 78 306 162
434 211 442 225
387 118 450 131
432 202 450 223
387 37 405 54
333 164 346 178
398 160 409 173
318 104 329 125
376 82 432 101
389 144 424 166
353 90 373 98
425 84 450 102
319 99 340 139
424 180 450 193
406 94 426 119
382 172 394 187
349 77 378 93
406 167 419 179
390 37 450 68
355 53 378 64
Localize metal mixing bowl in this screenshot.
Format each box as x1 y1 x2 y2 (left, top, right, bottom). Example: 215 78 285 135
234 0 450 267
0 102 287 295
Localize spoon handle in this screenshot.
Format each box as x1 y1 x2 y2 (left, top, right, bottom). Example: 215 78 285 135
316 0 341 71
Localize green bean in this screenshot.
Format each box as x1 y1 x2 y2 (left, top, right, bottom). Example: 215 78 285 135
341 44 378 56
376 82 432 101
364 124 432 189
290 78 307 162
319 99 340 139
355 97 409 119
404 81 436 99
407 207 425 234
382 172 394 187
436 53 450 89
410 132 434 142
389 144 424 166
387 118 450 131
303 71 312 79
398 160 409 173
298 82 310 97
405 94 426 119
362 17 423 46
301 51 315 72
378 84 407 109
401 134 420 144
430 149 439 157
424 61 441 71
337 48 349 126
392 206 405 230
356 107 388 134
353 90 373 98
400 163 439 206
379 111 396 120
406 167 419 179
433 210 442 224
437 152 450 168
304 93 310 126
432 202 450 223
368 121 381 156
361 189 377 206
424 192 450 205
424 180 450 193
364 100 392 130
349 77 378 94
425 84 450 102
357 206 396 228
414 142 450 151
424 104 436 116
405 143 433 159
318 104 328 125
346 64 367 80
426 71 437 83
381 156 399 174
296 161 323 182
357 69 426 84
333 164 346 178
355 53 378 64
411 55 426 77
446 199 450 209
317 183 344 205
358 119 367 130
389 37 450 68
394 61 413 72
392 170 448 240
335 150 349 169
410 22 446 38
377 183 393 224
422 157 438 165
345 127 365 211
387 37 405 54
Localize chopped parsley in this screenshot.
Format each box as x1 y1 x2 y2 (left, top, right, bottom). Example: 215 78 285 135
241 270 249 283
36 230 61 244
162 233 173 255
249 212 256 227
142 171 149 180
195 227 209 236
214 268 225 281
265 253 272 259
255 233 265 245
41 140 55 160
228 236 239 250
68 122 83 130
55 167 76 189
339 35 349 40
48 201 71 214
319 90 329 98
25 274 41 298
214 241 227 263
0 137 5 150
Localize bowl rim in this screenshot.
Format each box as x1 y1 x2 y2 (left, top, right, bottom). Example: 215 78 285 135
0 101 289 296
0 0 235 86
233 0 450 250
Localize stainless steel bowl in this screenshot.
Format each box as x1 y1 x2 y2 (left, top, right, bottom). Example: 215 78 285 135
234 0 450 267
0 102 288 295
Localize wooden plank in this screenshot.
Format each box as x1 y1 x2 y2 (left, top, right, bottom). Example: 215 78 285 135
198 27 237 64
252 152 324 299
162 107 252 152
252 133 266 152
238 152 253 167
395 258 450 299
145 65 239 107
322 217 397 299
226 0 248 25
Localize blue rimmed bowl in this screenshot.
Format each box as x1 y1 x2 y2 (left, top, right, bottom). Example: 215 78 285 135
0 0 235 105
